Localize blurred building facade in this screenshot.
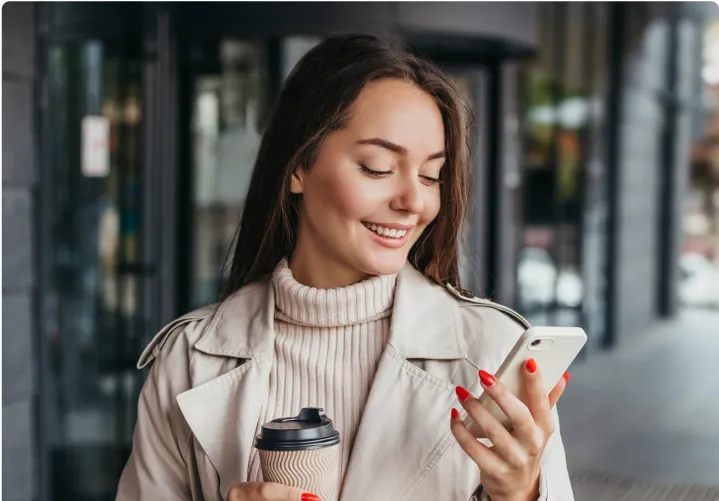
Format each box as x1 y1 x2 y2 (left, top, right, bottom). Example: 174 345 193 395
2 2 716 501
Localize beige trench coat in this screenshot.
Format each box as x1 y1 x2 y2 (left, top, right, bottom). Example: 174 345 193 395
117 264 574 501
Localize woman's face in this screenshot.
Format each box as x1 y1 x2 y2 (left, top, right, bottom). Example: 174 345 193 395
290 78 445 286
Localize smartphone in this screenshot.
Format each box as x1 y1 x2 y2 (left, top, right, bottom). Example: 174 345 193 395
465 326 587 435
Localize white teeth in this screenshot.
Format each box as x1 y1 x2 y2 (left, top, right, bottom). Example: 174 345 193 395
364 223 408 239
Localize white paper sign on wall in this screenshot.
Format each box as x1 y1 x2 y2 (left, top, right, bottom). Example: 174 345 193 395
82 115 110 177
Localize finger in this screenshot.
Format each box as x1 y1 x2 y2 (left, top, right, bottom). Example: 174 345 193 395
455 386 526 467
228 482 320 501
450 407 507 473
548 372 570 408
478 370 537 445
523 359 554 434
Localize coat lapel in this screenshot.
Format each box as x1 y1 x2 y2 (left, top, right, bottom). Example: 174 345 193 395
340 266 477 501
176 282 277 499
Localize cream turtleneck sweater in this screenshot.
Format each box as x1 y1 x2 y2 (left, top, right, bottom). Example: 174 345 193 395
248 260 398 485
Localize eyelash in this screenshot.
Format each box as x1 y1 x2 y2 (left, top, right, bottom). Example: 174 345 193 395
359 165 444 185
359 165 391 177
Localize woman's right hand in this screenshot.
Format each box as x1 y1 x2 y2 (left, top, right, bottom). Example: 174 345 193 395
228 483 320 501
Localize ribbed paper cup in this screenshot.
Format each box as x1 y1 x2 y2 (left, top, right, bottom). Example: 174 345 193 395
258 445 340 501
254 408 341 501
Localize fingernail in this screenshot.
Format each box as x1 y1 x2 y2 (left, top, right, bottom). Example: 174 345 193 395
563 372 571 383
455 385 470 401
478 369 496 387
302 494 321 501
451 407 460 420
526 358 537 374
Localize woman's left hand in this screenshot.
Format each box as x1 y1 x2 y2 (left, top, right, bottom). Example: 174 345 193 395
450 360 570 501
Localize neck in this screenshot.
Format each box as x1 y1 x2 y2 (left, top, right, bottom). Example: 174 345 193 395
290 229 370 288
288 251 370 289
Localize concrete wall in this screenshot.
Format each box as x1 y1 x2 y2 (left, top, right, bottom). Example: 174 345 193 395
2 2 38 500
613 8 669 341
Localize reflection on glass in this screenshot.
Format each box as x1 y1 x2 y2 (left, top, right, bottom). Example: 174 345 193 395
46 40 143 501
190 38 325 308
518 3 590 327
191 40 265 308
579 2 610 343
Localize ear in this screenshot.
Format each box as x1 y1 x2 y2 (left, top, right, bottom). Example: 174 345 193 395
290 169 305 194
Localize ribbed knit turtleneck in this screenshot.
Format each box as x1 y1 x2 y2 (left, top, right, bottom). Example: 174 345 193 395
247 259 398 486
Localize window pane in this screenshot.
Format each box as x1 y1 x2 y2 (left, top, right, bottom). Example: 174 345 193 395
191 39 266 308
45 40 144 501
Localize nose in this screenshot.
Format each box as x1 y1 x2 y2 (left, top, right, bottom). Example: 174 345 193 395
390 176 424 214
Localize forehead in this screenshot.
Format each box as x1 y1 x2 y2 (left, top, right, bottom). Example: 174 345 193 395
345 78 445 154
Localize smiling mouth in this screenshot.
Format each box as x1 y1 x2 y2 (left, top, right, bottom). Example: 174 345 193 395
362 222 410 239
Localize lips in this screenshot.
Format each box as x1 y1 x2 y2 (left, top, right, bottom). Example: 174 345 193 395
362 222 409 239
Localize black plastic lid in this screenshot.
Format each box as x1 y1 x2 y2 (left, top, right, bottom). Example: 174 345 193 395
254 408 341 452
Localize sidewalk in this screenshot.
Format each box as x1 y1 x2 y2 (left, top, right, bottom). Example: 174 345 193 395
558 308 719 490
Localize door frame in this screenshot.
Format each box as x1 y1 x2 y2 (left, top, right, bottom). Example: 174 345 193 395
415 50 524 304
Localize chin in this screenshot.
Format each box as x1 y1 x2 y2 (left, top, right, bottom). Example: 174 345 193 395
357 252 409 277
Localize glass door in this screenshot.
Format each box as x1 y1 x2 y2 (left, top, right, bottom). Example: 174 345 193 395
188 38 270 309
431 62 515 299
42 40 144 501
186 36 320 309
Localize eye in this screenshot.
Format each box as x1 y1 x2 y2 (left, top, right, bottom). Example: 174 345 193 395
420 175 444 186
359 164 392 178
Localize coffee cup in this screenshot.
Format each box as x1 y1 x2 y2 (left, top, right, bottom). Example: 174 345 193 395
254 407 341 501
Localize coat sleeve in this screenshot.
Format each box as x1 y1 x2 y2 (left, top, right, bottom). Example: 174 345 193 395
116 321 198 501
470 406 575 501
536 406 575 500
116 361 192 500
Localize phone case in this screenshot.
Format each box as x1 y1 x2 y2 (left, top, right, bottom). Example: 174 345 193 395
466 326 587 434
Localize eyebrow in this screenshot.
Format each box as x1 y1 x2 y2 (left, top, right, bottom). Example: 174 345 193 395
356 138 445 161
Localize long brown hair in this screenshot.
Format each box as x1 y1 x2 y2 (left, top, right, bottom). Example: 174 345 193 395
223 33 473 296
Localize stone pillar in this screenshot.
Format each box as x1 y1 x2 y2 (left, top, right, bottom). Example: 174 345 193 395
2 2 38 500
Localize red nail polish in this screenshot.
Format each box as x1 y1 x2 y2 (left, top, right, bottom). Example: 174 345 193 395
526 358 537 374
302 494 321 501
563 372 571 383
455 385 470 401
478 370 496 387
451 407 460 420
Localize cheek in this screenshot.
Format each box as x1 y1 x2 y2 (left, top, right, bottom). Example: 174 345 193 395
422 191 442 224
305 168 380 222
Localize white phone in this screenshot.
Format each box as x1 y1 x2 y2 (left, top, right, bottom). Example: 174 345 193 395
466 326 587 434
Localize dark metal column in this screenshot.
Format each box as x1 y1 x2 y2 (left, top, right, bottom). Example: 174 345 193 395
494 62 524 307
603 2 626 348
141 4 182 340
656 9 679 318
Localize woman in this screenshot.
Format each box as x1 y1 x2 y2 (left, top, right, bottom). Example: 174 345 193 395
117 34 574 501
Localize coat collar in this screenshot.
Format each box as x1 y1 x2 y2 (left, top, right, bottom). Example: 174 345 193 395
192 280 275 360
193 263 467 361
